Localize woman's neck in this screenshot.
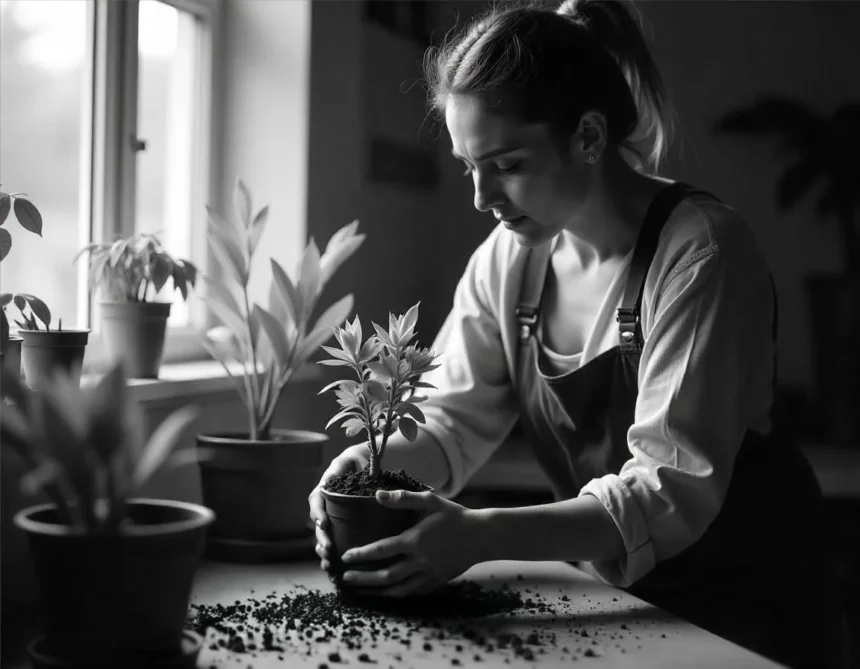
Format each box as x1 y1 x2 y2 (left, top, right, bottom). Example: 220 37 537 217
560 153 670 268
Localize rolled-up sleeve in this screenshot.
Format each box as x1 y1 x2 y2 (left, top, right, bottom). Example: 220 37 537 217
386 231 521 498
579 240 775 587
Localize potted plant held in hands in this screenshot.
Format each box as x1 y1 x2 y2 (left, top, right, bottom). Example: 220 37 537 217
196 178 365 561
75 232 197 378
318 303 439 574
1 362 214 667
0 186 88 386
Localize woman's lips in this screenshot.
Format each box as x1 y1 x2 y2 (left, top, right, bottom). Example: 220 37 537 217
503 216 527 229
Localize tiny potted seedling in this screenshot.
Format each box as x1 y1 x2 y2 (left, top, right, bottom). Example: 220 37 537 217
1 361 214 666
0 186 88 387
75 232 197 378
318 302 439 576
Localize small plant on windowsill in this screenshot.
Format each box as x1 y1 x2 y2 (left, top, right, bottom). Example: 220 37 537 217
1 361 214 662
317 303 439 574
74 232 197 379
0 186 88 387
194 177 366 558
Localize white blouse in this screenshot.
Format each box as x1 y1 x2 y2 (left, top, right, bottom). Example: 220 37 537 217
386 195 777 587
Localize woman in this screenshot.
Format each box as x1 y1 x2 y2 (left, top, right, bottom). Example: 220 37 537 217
309 1 836 666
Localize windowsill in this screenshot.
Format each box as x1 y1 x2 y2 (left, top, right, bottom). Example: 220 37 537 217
81 359 322 404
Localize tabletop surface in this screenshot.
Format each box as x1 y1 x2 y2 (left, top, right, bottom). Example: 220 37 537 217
190 558 785 669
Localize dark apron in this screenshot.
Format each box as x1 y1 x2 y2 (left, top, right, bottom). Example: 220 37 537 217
514 182 837 668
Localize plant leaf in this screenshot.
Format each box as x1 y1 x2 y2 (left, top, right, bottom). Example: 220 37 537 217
205 204 244 248
317 359 352 367
12 197 42 236
366 360 391 379
208 230 246 286
270 259 300 329
85 363 127 467
0 228 10 261
320 344 354 363
200 294 246 346
317 378 361 396
0 193 10 225
366 380 388 402
171 263 188 301
343 418 366 438
233 178 252 228
129 405 201 494
150 254 172 295
320 230 365 287
400 302 420 337
297 240 321 325
249 205 268 257
398 416 418 442
396 402 426 424
254 304 293 371
325 407 363 431
294 294 355 365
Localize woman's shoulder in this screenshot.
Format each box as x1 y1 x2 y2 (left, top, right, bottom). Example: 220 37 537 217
652 191 770 284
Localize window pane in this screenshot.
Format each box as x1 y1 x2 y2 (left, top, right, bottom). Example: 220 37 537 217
136 0 200 327
0 0 89 331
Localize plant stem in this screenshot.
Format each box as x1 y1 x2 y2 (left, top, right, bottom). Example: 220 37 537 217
241 283 260 439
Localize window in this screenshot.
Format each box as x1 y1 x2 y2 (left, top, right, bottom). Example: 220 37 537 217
0 0 219 369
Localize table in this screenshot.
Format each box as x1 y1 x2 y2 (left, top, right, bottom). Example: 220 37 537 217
190 559 785 669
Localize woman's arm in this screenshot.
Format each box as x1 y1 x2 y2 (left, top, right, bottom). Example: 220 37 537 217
478 495 626 563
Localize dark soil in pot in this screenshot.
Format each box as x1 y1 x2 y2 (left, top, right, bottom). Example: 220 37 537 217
321 469 429 580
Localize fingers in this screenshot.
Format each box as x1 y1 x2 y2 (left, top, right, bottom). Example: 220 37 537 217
342 534 408 565
375 489 442 511
308 487 328 530
352 571 438 598
342 558 422 589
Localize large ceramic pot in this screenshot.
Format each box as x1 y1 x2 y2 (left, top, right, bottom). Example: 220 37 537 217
100 301 171 379
320 485 429 578
196 429 327 561
19 329 89 388
15 499 214 665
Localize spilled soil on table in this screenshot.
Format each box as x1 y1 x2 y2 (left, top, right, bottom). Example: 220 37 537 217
185 575 652 665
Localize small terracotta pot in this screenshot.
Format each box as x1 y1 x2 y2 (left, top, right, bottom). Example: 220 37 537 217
15 499 214 663
100 301 171 379
320 486 428 577
19 329 89 388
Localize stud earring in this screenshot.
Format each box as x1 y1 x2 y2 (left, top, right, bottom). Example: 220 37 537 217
587 155 596 164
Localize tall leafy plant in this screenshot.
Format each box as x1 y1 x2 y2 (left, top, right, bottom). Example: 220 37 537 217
74 232 198 303
0 186 55 347
318 303 440 477
714 97 860 274
201 178 365 441
1 362 203 534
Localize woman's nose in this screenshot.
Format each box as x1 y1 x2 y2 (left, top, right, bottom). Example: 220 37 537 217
472 173 504 213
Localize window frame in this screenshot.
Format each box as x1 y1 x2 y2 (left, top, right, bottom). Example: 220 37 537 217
81 0 221 372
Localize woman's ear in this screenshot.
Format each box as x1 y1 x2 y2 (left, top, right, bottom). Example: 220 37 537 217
572 110 609 163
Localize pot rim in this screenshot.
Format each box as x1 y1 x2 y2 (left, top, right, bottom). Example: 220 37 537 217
18 328 91 335
320 484 433 501
197 429 328 446
14 498 215 538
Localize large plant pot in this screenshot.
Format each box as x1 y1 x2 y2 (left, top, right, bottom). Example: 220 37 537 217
196 429 327 561
101 301 171 379
320 488 426 578
1 334 22 378
19 329 89 388
806 274 860 445
14 499 214 665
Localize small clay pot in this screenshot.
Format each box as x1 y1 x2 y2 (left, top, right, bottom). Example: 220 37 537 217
320 487 427 577
100 301 171 378
19 329 89 388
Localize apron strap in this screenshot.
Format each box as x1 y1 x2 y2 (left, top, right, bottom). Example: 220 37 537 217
515 242 552 342
617 183 719 351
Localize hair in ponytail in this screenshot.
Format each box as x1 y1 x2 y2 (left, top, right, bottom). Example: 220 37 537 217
422 0 675 173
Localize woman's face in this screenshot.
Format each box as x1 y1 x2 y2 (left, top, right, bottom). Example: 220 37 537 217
445 94 591 247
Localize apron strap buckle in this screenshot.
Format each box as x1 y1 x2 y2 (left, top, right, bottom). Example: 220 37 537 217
515 307 538 341
616 307 640 349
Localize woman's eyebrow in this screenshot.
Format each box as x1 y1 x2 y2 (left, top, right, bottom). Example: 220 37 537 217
451 146 521 162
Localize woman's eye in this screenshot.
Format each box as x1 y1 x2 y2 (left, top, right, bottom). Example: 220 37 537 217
496 162 520 174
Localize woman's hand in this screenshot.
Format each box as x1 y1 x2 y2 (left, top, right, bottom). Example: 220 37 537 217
309 444 369 574
338 490 491 597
